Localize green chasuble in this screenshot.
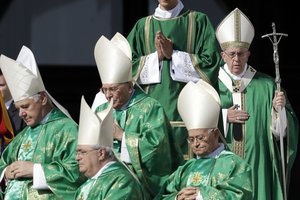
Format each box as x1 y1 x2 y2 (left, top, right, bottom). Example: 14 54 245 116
218 65 299 200
0 108 86 199
127 8 221 157
95 88 184 199
74 161 145 200
156 147 252 200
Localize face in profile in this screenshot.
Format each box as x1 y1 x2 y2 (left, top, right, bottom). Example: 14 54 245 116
101 82 133 109
76 145 100 178
15 93 45 127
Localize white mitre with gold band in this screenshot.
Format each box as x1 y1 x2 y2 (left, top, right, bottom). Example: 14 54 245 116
216 8 254 50
0 45 72 119
78 96 113 147
177 80 221 130
94 32 132 84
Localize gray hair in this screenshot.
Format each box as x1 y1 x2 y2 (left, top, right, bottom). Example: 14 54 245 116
91 144 116 161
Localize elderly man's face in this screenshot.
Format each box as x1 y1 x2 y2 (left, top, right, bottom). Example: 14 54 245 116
187 128 219 157
76 145 100 178
101 82 133 109
15 94 45 127
221 47 250 76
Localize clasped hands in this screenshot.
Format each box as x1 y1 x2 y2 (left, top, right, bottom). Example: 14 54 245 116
176 187 200 200
155 31 173 61
5 161 34 180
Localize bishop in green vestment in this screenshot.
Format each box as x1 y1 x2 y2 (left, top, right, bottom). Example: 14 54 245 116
127 0 221 157
74 96 145 200
0 46 85 199
216 8 299 200
93 32 184 199
156 80 252 200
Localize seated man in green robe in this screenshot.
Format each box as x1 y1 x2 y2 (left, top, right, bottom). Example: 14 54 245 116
93 32 184 199
74 96 145 200
156 80 253 200
0 46 85 199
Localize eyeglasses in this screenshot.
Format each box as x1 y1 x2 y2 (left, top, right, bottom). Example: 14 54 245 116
223 51 248 59
76 149 98 157
186 129 214 144
100 85 121 95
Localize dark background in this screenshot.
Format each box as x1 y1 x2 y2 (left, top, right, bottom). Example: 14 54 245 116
1 0 299 199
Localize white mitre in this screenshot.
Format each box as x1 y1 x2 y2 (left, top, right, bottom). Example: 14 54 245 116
177 80 221 130
0 46 72 119
94 32 132 84
78 96 113 147
216 8 255 50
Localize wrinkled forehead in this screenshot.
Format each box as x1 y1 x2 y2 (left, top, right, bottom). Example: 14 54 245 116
102 83 122 88
224 47 248 52
14 94 40 106
76 145 93 151
188 128 210 137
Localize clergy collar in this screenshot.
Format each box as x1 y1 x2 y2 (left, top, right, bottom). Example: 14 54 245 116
224 63 248 80
197 143 225 159
91 161 116 180
5 98 13 109
116 88 135 111
39 109 53 125
154 0 184 19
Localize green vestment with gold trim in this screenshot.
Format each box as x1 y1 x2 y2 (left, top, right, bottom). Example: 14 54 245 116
218 65 299 200
74 161 144 200
95 88 184 199
0 108 86 199
157 150 252 200
127 8 221 157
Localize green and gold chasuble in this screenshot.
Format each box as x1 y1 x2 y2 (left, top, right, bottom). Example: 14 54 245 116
157 148 252 200
218 65 299 200
74 161 144 200
127 8 221 157
0 108 86 199
96 88 184 199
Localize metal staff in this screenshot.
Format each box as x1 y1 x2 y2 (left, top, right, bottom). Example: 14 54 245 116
262 22 288 200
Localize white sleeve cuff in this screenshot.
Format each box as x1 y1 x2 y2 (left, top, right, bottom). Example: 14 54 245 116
271 107 287 140
138 52 161 84
170 50 201 83
196 190 203 200
32 163 49 190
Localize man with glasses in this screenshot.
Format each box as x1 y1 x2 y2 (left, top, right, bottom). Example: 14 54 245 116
94 32 184 199
0 46 85 199
74 96 145 199
156 80 252 200
216 8 299 200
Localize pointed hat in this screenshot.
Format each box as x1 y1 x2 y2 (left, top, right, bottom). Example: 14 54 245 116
0 46 72 118
216 8 255 50
94 32 132 84
177 80 221 130
78 96 113 147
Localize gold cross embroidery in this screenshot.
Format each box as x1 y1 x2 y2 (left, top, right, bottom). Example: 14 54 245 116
191 172 203 185
233 80 241 92
22 140 32 152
